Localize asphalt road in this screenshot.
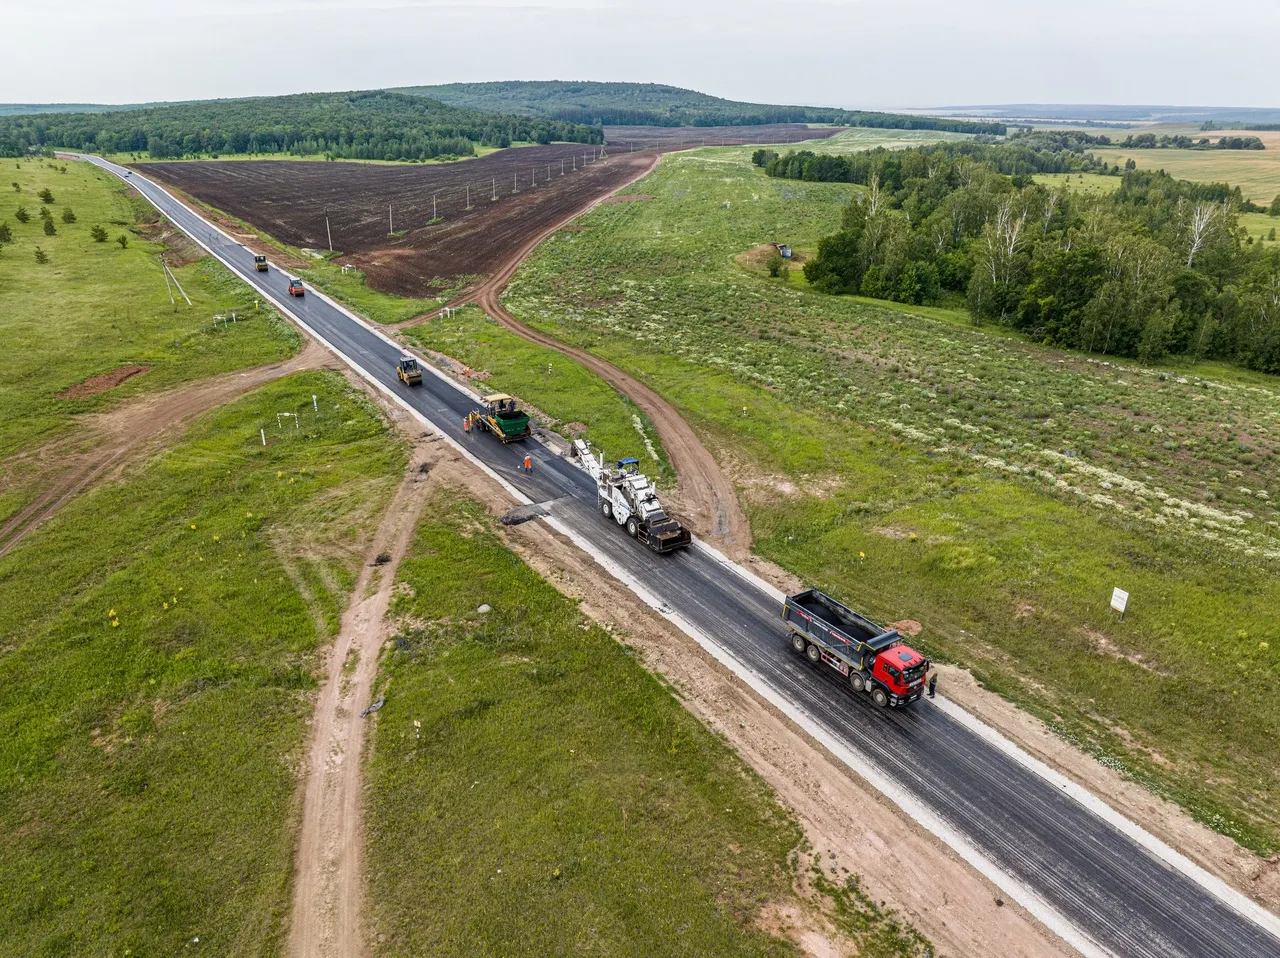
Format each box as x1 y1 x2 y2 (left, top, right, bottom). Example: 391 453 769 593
82 155 1280 958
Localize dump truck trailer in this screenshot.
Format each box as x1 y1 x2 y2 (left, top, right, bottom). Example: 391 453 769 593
572 441 692 553
782 589 928 707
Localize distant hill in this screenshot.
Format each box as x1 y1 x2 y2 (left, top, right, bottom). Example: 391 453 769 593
0 90 601 160
924 104 1280 125
398 81 1005 135
0 101 185 117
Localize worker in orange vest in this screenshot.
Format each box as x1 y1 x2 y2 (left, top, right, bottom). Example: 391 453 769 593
523 454 532 473
463 414 471 433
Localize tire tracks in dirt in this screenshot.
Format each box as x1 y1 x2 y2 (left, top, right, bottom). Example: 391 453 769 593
0 341 332 561
286 434 439 958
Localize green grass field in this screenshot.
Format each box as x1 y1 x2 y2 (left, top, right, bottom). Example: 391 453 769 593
1032 172 1124 195
364 490 931 957
404 305 670 471
0 371 407 956
1095 144 1280 204
0 157 300 521
493 149 1280 852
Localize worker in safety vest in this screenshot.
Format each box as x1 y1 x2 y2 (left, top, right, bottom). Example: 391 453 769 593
463 414 470 433
928 674 937 699
523 454 532 473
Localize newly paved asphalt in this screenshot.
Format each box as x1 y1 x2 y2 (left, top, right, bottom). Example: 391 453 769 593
81 155 1280 958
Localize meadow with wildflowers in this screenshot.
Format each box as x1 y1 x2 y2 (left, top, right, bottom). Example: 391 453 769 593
499 148 1280 852
0 371 406 954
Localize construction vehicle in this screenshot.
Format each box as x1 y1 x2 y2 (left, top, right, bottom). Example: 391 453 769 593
572 440 692 553
782 589 928 707
396 355 422 386
287 277 304 296
470 394 531 443
254 254 268 272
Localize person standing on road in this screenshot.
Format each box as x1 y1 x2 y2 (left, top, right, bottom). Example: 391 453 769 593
523 454 532 473
928 673 937 699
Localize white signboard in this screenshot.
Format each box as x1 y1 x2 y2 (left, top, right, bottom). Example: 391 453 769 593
1110 588 1129 614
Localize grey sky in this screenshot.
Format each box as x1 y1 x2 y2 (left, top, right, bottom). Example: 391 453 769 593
7 0 1278 109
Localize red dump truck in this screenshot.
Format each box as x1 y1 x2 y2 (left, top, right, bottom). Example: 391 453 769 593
782 589 929 707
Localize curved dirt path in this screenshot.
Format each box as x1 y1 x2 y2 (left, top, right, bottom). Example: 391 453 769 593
0 341 331 560
410 150 752 556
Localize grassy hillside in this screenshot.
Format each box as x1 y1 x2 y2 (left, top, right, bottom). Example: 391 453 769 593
364 489 932 957
401 80 1005 134
0 90 601 161
0 371 406 955
1096 133 1280 204
0 157 300 523
492 149 1280 853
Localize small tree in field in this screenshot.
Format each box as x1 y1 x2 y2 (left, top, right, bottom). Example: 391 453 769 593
116 234 128 249
90 224 108 242
61 206 76 223
43 217 57 236
15 205 29 223
0 222 11 244
766 249 787 278
10 182 18 192
37 188 54 204
39 205 50 220
34 246 48 264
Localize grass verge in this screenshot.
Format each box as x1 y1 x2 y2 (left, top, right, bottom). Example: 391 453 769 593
0 371 406 955
404 304 670 471
363 489 931 956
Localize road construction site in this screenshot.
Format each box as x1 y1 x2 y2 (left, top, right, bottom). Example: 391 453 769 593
72 152 1280 958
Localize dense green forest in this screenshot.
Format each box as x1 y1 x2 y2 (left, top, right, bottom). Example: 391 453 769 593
761 143 1280 372
401 80 1005 134
0 91 602 160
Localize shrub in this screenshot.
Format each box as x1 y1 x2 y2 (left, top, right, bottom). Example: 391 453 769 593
43 218 56 236
116 234 129 249
10 182 18 192
34 246 48 264
0 222 10 244
61 206 76 224
90 224 108 242
766 250 786 278
37 188 54 203
14 205 29 223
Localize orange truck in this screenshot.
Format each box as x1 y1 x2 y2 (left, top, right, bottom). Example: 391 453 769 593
287 277 304 296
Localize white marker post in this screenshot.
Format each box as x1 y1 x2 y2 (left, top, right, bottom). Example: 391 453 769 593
312 394 318 412
1111 587 1129 621
260 428 266 446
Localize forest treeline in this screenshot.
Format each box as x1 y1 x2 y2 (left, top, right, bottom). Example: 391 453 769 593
0 91 602 160
406 80 1006 134
759 143 1280 372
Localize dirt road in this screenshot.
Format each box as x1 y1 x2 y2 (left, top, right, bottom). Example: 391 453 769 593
287 432 439 958
0 341 331 560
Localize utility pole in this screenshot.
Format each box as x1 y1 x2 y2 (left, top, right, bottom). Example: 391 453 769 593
324 207 332 251
465 185 471 209
432 193 438 221
388 203 393 234
492 177 496 200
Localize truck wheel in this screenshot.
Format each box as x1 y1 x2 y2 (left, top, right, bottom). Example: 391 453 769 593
871 687 889 708
626 516 639 538
790 633 806 654
850 673 865 693
805 643 821 664
601 501 612 520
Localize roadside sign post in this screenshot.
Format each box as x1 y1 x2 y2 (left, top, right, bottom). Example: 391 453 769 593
1111 587 1129 621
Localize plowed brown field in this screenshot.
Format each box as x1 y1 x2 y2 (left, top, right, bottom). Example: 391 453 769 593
134 126 835 298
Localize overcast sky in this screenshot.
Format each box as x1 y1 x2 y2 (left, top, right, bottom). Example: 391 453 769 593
7 0 1278 109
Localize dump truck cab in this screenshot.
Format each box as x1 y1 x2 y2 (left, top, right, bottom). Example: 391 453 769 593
396 356 422 386
287 277 304 296
472 394 531 443
254 254 268 272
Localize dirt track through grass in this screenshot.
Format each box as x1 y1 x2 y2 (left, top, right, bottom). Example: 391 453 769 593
288 433 438 958
0 341 331 560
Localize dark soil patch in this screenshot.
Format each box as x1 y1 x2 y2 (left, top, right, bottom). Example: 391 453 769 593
56 366 150 399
